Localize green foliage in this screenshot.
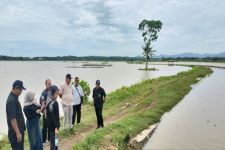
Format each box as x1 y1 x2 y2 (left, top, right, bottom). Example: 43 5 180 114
80 80 91 104
138 19 163 42
0 135 10 149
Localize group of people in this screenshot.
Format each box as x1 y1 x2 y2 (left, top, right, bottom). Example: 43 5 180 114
6 74 106 150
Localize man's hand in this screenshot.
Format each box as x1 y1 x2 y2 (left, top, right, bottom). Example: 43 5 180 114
55 128 59 135
16 132 22 143
11 119 22 143
36 109 42 114
41 106 45 113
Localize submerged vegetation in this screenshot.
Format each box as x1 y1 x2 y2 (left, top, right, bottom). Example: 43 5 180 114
138 68 157 71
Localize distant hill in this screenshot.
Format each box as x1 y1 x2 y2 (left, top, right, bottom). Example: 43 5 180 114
156 52 225 58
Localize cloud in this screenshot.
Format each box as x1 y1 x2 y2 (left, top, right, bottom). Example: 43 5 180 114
0 0 225 56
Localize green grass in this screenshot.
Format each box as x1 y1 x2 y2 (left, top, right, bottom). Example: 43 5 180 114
0 66 213 150
73 66 213 150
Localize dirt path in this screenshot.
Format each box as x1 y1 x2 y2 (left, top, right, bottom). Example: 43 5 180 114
43 103 139 150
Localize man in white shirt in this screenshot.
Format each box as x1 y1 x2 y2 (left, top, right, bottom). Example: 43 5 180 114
71 77 84 126
59 74 73 129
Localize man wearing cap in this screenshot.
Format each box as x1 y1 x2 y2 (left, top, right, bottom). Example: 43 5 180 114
92 80 106 129
59 74 73 129
6 80 26 150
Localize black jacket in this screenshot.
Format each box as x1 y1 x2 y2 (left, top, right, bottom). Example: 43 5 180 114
46 100 60 131
92 87 106 107
23 104 41 120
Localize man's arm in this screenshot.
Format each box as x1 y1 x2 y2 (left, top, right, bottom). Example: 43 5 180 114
53 102 60 134
40 93 46 112
41 100 45 107
103 89 106 101
11 119 22 143
92 89 94 99
59 84 63 98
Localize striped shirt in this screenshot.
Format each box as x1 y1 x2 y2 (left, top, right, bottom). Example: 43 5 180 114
71 84 84 105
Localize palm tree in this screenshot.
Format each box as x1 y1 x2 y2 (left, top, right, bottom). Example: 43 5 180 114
143 41 156 70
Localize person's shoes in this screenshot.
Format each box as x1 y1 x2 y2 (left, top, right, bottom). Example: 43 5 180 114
96 126 100 129
77 123 80 126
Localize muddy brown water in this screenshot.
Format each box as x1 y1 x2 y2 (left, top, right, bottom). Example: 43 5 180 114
143 68 225 149
0 61 189 137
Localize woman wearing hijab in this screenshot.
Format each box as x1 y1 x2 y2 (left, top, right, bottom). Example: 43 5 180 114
46 85 60 150
23 90 43 150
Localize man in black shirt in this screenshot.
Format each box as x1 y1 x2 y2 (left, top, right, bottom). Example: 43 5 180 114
40 79 51 144
92 80 106 129
6 80 26 150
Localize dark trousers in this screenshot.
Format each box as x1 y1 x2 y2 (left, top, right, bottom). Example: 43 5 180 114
72 104 81 125
95 106 104 127
42 114 50 143
50 132 58 150
8 130 24 150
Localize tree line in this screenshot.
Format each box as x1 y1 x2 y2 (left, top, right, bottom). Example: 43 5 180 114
1 55 224 62
0 55 144 61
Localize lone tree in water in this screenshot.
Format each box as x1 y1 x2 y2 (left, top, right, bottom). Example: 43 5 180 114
138 19 163 70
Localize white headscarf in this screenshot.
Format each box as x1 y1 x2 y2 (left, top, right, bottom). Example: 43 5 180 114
24 90 40 107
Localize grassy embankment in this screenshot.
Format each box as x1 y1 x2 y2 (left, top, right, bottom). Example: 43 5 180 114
73 66 212 149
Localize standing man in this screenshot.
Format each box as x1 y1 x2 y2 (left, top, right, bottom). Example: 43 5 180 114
40 79 51 144
59 74 73 129
6 80 26 150
92 80 106 129
71 77 84 126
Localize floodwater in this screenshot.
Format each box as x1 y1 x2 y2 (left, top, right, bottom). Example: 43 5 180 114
143 68 225 149
0 61 189 137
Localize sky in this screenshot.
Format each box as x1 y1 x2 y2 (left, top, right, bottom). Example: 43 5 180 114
0 0 225 57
